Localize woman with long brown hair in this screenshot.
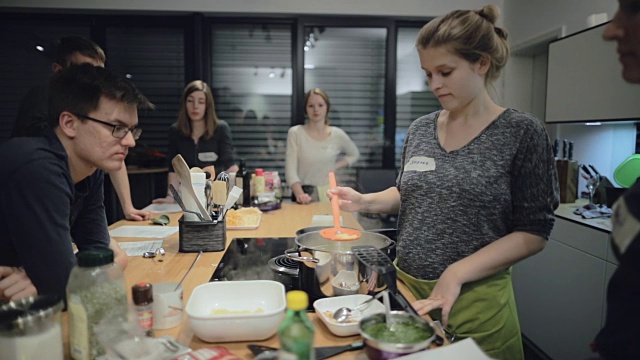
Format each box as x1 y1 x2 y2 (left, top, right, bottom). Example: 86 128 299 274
154 80 238 204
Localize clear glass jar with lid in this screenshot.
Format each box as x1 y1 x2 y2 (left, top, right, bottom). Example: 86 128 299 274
0 295 64 360
67 248 127 360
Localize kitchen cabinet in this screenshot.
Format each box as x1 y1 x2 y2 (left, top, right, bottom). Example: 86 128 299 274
512 217 617 360
545 22 640 123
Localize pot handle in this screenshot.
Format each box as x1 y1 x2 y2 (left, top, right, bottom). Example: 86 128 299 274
284 247 319 263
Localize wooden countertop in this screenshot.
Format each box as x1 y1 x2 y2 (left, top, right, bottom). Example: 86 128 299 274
63 202 445 358
555 199 612 233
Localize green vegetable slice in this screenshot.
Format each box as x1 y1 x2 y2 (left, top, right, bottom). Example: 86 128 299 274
150 214 170 226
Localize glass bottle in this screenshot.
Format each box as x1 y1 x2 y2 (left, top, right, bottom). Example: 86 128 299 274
236 159 252 207
132 282 154 337
278 290 315 360
67 248 127 360
254 168 266 194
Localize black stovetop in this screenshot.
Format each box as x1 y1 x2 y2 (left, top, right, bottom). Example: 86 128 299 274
210 237 297 282
210 237 405 311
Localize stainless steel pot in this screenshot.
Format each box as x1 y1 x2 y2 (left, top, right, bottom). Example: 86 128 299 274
285 227 395 302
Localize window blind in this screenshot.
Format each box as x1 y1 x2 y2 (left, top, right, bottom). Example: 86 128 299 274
211 23 293 177
105 26 185 153
0 21 90 141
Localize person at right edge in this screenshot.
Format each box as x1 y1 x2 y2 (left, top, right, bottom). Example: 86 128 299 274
328 5 559 359
593 1 640 359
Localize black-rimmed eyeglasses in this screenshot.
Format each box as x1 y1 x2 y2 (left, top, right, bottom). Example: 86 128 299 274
73 113 142 140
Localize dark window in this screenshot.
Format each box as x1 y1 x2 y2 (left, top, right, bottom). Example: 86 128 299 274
0 19 90 141
303 26 387 187
105 26 186 153
211 22 293 177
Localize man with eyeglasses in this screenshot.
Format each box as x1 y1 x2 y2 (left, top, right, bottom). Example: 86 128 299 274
12 36 152 223
0 64 153 301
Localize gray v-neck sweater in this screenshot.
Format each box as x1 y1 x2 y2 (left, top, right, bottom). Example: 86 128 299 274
396 109 559 280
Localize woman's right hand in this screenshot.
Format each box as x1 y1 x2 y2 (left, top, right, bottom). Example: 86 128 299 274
328 186 364 213
295 192 313 204
152 196 175 204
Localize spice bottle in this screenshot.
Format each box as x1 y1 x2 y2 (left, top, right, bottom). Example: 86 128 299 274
278 290 315 360
132 282 154 337
254 168 266 194
67 248 127 360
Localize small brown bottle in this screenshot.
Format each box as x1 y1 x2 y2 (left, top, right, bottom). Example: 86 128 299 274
132 282 154 336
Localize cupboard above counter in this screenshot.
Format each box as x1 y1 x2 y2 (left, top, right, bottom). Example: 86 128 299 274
545 22 640 124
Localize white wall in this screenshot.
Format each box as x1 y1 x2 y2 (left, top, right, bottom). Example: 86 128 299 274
0 0 501 17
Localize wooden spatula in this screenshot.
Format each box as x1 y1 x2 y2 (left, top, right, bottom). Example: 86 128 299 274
171 154 212 221
212 180 227 207
320 172 361 241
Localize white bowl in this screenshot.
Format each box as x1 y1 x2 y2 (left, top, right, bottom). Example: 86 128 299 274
186 280 286 342
331 270 360 296
314 294 385 337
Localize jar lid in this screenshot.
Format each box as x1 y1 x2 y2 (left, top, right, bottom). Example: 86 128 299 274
76 248 114 267
0 295 63 332
132 282 153 304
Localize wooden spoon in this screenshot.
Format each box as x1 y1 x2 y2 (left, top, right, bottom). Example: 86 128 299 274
320 172 361 241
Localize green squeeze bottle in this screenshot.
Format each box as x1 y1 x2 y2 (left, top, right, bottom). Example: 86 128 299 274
278 290 315 360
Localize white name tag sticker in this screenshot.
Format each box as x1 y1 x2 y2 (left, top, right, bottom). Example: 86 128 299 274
198 152 218 162
404 156 436 172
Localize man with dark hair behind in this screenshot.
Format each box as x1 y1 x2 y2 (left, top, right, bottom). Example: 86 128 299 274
0 64 153 301
12 36 151 222
592 1 640 359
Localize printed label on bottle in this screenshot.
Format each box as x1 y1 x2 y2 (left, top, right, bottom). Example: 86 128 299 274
68 294 90 360
136 307 154 332
235 178 243 205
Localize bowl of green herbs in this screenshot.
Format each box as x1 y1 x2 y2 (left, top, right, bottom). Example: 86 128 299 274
358 311 437 359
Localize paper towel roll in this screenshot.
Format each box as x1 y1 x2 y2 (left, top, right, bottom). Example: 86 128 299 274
181 172 207 221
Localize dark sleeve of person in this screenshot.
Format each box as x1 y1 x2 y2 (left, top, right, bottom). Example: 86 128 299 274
167 124 179 173
509 118 560 239
70 170 111 251
216 120 236 171
11 86 49 138
1 158 77 297
594 181 640 359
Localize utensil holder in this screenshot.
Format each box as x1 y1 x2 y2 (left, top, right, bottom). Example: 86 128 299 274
178 215 226 252
556 160 578 203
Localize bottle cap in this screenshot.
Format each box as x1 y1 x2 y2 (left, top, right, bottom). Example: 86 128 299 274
286 290 308 311
76 248 114 267
255 168 264 176
132 282 153 305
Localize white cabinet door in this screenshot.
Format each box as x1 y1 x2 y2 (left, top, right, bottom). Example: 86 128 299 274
513 239 606 360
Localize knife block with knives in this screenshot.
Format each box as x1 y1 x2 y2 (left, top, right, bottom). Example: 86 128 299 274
555 139 579 203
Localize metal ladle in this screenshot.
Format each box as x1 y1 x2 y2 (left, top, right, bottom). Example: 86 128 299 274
332 297 375 323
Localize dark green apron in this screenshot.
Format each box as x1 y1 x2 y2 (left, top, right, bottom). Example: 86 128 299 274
397 266 524 360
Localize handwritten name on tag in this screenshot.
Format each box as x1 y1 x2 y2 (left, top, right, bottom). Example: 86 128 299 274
404 156 436 172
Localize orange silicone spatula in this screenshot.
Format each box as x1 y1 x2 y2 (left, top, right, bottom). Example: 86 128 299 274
320 172 362 241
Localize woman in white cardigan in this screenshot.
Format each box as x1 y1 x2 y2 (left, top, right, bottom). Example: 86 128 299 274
285 88 360 204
